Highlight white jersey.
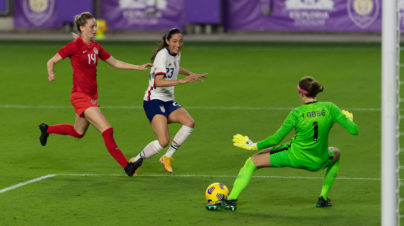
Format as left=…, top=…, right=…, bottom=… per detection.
left=144, top=48, right=181, bottom=101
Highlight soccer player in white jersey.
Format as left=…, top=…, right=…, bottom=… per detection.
left=129, top=28, right=207, bottom=174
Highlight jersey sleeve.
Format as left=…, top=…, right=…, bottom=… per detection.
left=153, top=51, right=167, bottom=77
left=57, top=41, right=78, bottom=59
left=330, top=103, right=359, bottom=135
left=97, top=44, right=111, bottom=61
left=257, top=110, right=298, bottom=150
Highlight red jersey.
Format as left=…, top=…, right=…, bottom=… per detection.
left=58, top=37, right=111, bottom=98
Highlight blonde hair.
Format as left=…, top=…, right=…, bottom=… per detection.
left=72, top=12, right=94, bottom=39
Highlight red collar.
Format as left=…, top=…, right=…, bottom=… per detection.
left=77, top=36, right=94, bottom=48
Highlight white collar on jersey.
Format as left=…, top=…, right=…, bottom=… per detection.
left=165, top=47, right=178, bottom=57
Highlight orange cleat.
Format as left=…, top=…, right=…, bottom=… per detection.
left=159, top=156, right=174, bottom=173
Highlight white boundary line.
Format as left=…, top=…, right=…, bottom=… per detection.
left=0, top=104, right=382, bottom=111
left=0, top=173, right=381, bottom=195
left=0, top=174, right=56, bottom=194
left=58, top=173, right=381, bottom=181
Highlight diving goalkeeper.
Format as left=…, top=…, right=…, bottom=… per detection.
left=207, top=76, right=359, bottom=211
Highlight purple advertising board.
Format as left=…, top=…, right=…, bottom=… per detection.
left=57, top=0, right=93, bottom=24
left=14, top=0, right=59, bottom=28
left=400, top=1, right=404, bottom=31
left=101, top=0, right=185, bottom=30
left=223, top=0, right=382, bottom=32
left=11, top=0, right=404, bottom=32
left=0, top=0, right=7, bottom=14
left=184, top=0, right=221, bottom=24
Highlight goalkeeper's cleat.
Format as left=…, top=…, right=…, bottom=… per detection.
left=206, top=200, right=238, bottom=212
left=205, top=202, right=222, bottom=211
left=316, top=196, right=332, bottom=208
left=221, top=199, right=238, bottom=211
left=159, top=156, right=174, bottom=173
left=39, top=123, right=49, bottom=146
left=125, top=157, right=143, bottom=177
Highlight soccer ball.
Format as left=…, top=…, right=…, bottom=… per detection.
left=205, top=182, right=229, bottom=204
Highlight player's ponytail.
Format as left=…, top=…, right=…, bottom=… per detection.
left=298, top=76, right=324, bottom=98
left=151, top=28, right=183, bottom=62
left=72, top=12, right=94, bottom=39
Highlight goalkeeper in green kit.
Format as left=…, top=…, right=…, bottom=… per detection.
left=207, top=76, right=358, bottom=211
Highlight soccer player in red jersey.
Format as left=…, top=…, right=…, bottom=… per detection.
left=39, top=12, right=152, bottom=176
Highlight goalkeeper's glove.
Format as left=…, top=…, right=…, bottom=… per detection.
left=342, top=110, right=354, bottom=121
left=232, top=134, right=258, bottom=151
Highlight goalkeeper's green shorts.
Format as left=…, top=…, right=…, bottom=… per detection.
left=269, top=144, right=334, bottom=171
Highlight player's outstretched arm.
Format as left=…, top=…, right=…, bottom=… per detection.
left=105, top=56, right=152, bottom=70
left=153, top=73, right=204, bottom=87
left=179, top=67, right=207, bottom=82
left=46, top=53, right=63, bottom=82
left=232, top=134, right=258, bottom=151
left=338, top=109, right=358, bottom=135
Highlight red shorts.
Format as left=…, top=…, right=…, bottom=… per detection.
left=70, top=92, right=99, bottom=118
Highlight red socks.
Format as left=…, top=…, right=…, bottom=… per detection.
left=102, top=128, right=128, bottom=168
left=47, top=124, right=83, bottom=138
left=47, top=124, right=128, bottom=168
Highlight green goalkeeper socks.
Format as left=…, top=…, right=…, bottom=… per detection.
left=320, top=158, right=340, bottom=200
left=228, top=157, right=258, bottom=200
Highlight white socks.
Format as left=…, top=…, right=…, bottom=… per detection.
left=134, top=125, right=193, bottom=161
left=134, top=140, right=163, bottom=161
left=164, top=125, right=193, bottom=157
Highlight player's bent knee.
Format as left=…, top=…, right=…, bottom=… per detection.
left=158, top=138, right=170, bottom=148
left=72, top=128, right=85, bottom=138
left=334, top=150, right=340, bottom=161
left=74, top=125, right=88, bottom=138
left=329, top=146, right=340, bottom=153
left=251, top=152, right=270, bottom=168
left=329, top=146, right=341, bottom=161
left=183, top=119, right=195, bottom=128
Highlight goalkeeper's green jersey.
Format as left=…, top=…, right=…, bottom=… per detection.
left=257, top=101, right=358, bottom=166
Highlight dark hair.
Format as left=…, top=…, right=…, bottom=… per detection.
left=298, top=76, right=324, bottom=98
left=151, top=28, right=183, bottom=62
left=74, top=12, right=94, bottom=34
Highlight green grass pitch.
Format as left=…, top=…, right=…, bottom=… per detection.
left=0, top=40, right=381, bottom=225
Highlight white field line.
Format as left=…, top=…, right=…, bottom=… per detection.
left=185, top=46, right=380, bottom=52
left=0, top=173, right=381, bottom=195
left=59, top=173, right=381, bottom=181
left=0, top=174, right=56, bottom=194
left=0, top=104, right=382, bottom=112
